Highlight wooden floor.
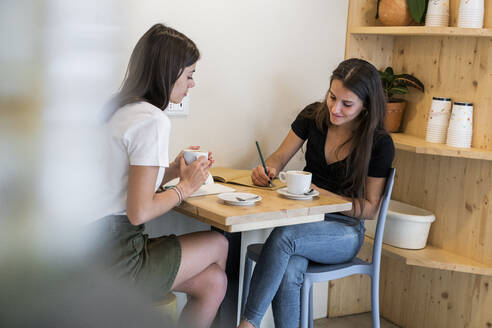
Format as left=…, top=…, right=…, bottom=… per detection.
left=314, top=312, right=399, bottom=328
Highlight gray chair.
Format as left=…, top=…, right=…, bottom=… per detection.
left=241, top=168, right=395, bottom=328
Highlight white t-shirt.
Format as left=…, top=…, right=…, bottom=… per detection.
left=101, top=101, right=171, bottom=217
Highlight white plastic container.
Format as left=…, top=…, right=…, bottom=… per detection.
left=365, top=200, right=436, bottom=249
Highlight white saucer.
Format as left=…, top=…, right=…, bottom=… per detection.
left=277, top=187, right=319, bottom=200
left=218, top=192, right=262, bottom=206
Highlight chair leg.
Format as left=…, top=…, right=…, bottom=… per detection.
left=371, top=275, right=380, bottom=328
left=241, top=256, right=253, bottom=316
left=300, top=278, right=312, bottom=328
left=308, top=285, right=313, bottom=328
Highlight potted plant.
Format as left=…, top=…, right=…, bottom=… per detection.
left=376, top=0, right=429, bottom=26
left=379, top=66, right=425, bottom=132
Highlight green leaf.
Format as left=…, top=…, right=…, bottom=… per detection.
left=390, top=86, right=408, bottom=95
left=380, top=67, right=395, bottom=88
left=379, top=65, right=425, bottom=100
left=407, top=0, right=427, bottom=23
left=384, top=66, right=394, bottom=75
left=394, top=74, right=425, bottom=92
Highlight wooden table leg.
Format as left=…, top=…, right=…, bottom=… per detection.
left=211, top=228, right=241, bottom=328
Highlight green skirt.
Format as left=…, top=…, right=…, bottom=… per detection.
left=89, top=215, right=181, bottom=302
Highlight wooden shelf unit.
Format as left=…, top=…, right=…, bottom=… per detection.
left=365, top=237, right=492, bottom=277
left=349, top=26, right=492, bottom=37
left=391, top=133, right=492, bottom=161
left=329, top=1, right=492, bottom=326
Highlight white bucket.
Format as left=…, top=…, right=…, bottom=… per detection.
left=365, top=200, right=436, bottom=249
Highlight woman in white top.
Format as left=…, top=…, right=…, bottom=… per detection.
left=97, top=23, right=228, bottom=328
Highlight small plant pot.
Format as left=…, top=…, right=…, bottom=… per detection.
left=385, top=100, right=406, bottom=132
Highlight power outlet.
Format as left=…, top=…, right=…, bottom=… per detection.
left=166, top=95, right=190, bottom=116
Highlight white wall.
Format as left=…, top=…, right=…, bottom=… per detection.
left=116, top=0, right=348, bottom=168
left=113, top=1, right=349, bottom=326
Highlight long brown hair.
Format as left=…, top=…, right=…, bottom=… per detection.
left=104, top=23, right=200, bottom=121
left=303, top=58, right=387, bottom=213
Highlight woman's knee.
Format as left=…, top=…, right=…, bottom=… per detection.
left=210, top=231, right=229, bottom=258
left=205, top=264, right=227, bottom=302
left=281, top=255, right=308, bottom=288
left=190, top=263, right=227, bottom=301
left=268, top=226, right=298, bottom=250
left=213, top=264, right=228, bottom=296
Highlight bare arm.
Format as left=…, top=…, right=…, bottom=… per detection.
left=127, top=157, right=210, bottom=225
left=312, top=176, right=387, bottom=220
left=251, top=130, right=305, bottom=186
left=161, top=160, right=180, bottom=186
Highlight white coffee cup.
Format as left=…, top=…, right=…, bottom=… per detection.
left=448, top=102, right=473, bottom=130
left=427, top=0, right=449, bottom=14
left=425, top=0, right=449, bottom=26
left=458, top=0, right=484, bottom=28
left=183, top=149, right=208, bottom=165
left=278, top=170, right=312, bottom=194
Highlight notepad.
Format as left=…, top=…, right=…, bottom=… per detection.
left=189, top=183, right=235, bottom=197
left=209, top=167, right=284, bottom=191
left=163, top=173, right=236, bottom=197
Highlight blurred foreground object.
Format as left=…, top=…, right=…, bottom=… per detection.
left=0, top=258, right=171, bottom=327
left=0, top=0, right=172, bottom=326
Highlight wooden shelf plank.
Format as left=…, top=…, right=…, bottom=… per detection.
left=365, top=236, right=492, bottom=276
left=391, top=133, right=492, bottom=161
left=349, top=26, right=492, bottom=37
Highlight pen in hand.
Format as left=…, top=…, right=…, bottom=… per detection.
left=255, top=141, right=272, bottom=187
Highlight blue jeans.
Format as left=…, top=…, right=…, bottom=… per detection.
left=242, top=213, right=365, bottom=328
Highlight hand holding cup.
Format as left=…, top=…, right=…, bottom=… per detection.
left=183, top=148, right=208, bottom=165
left=178, top=156, right=209, bottom=197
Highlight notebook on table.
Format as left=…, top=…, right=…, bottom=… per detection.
left=209, top=167, right=284, bottom=191
left=162, top=173, right=235, bottom=197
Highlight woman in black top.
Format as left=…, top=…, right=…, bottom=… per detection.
left=239, top=58, right=395, bottom=328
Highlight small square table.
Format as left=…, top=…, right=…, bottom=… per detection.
left=175, top=183, right=352, bottom=327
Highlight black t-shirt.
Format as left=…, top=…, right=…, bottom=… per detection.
left=291, top=102, right=395, bottom=197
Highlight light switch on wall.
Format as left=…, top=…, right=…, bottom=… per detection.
left=165, top=95, right=190, bottom=116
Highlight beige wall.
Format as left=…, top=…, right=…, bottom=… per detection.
left=116, top=0, right=348, bottom=170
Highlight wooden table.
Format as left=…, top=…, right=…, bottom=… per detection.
left=174, top=184, right=352, bottom=327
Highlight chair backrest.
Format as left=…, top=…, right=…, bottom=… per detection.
left=370, top=168, right=395, bottom=269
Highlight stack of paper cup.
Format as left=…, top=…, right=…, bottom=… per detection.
left=446, top=102, right=473, bottom=148
left=425, top=0, right=449, bottom=27
left=457, top=0, right=484, bottom=28
left=426, top=97, right=452, bottom=143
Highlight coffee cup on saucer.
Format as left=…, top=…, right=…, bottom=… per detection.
left=278, top=170, right=312, bottom=194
